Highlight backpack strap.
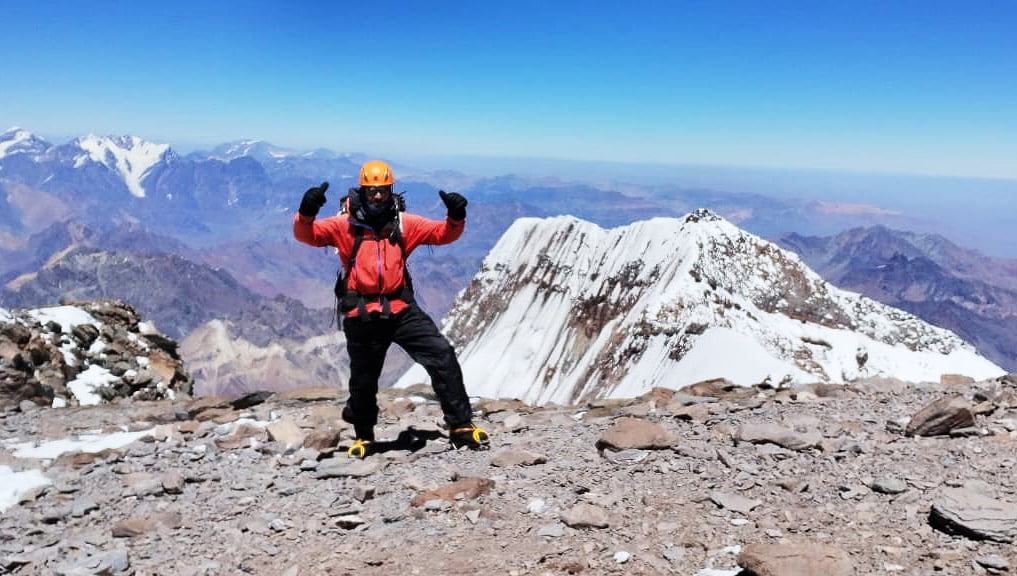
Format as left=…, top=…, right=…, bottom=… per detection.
left=393, top=215, right=415, bottom=297
left=333, top=224, right=366, bottom=321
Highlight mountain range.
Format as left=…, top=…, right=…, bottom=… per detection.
left=397, top=211, right=1003, bottom=404
left=778, top=226, right=1017, bottom=371
left=2, top=127, right=1015, bottom=397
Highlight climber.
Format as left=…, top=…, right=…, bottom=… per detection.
left=292, top=160, right=489, bottom=458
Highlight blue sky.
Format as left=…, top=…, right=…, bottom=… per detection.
left=3, top=0, right=1016, bottom=180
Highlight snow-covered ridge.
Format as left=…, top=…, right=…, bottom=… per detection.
left=397, top=210, right=1005, bottom=404
left=72, top=134, right=171, bottom=198
left=209, top=139, right=295, bottom=161
left=0, top=127, right=50, bottom=159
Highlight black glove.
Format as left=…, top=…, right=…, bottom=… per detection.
left=439, top=190, right=467, bottom=220
left=299, top=181, right=329, bottom=218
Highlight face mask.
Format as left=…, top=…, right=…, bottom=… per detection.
left=358, top=189, right=392, bottom=220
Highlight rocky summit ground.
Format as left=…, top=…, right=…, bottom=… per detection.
left=3, top=374, right=1017, bottom=576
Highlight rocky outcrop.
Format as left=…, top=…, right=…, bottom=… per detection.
left=0, top=300, right=191, bottom=410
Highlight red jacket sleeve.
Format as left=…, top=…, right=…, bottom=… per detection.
left=400, top=213, right=464, bottom=254
left=293, top=213, right=353, bottom=258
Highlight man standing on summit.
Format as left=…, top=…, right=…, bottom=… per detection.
left=293, top=160, right=489, bottom=458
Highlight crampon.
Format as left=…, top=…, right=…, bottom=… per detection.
left=449, top=425, right=491, bottom=451
left=347, top=439, right=373, bottom=459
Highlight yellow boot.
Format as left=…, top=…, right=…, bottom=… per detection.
left=450, top=424, right=490, bottom=450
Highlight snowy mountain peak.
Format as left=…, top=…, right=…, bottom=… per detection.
left=397, top=212, right=1004, bottom=405
left=1, top=126, right=28, bottom=141
left=209, top=139, right=294, bottom=162
left=72, top=134, right=172, bottom=198
left=0, top=127, right=50, bottom=159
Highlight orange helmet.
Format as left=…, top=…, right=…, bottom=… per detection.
left=359, top=161, right=394, bottom=187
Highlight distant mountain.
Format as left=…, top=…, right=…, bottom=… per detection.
left=0, top=221, right=193, bottom=288
left=5, top=127, right=1015, bottom=398
left=2, top=245, right=260, bottom=339
left=0, top=221, right=92, bottom=282
left=0, top=127, right=50, bottom=158
left=777, top=226, right=1017, bottom=371
left=0, top=129, right=364, bottom=247
left=1, top=127, right=941, bottom=251
left=207, top=139, right=297, bottom=162
left=397, top=211, right=1003, bottom=404
left=71, top=134, right=175, bottom=198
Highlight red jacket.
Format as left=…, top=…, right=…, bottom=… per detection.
left=293, top=211, right=464, bottom=317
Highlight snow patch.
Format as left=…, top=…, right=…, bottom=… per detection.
left=0, top=466, right=51, bottom=513
left=27, top=306, right=100, bottom=331
left=5, top=428, right=155, bottom=460
left=67, top=365, right=119, bottom=406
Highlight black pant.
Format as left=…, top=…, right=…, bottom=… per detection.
left=341, top=303, right=473, bottom=431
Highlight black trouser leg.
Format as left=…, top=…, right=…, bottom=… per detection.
left=392, top=304, right=473, bottom=428
left=341, top=316, right=393, bottom=435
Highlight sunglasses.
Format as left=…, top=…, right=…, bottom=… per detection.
left=362, top=186, right=392, bottom=197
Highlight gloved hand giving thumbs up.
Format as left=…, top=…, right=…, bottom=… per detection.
left=299, top=181, right=329, bottom=218
left=439, top=190, right=468, bottom=221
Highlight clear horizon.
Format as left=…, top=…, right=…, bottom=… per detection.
left=3, top=1, right=1017, bottom=181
